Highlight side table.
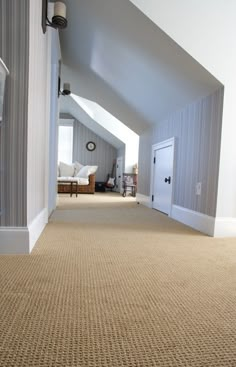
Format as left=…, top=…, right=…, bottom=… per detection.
left=57, top=180, right=78, bottom=197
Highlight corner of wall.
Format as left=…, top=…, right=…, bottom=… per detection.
left=213, top=217, right=236, bottom=237
left=136, top=193, right=152, bottom=208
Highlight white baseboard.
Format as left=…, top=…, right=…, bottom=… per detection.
left=0, top=228, right=29, bottom=254
left=136, top=193, right=152, bottom=208
left=171, top=205, right=215, bottom=236
left=213, top=217, right=236, bottom=237
left=28, top=208, right=48, bottom=252
left=0, top=208, right=48, bottom=254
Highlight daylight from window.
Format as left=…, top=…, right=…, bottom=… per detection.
left=58, top=125, right=73, bottom=164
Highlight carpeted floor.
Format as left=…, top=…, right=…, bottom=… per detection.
left=1, top=193, right=236, bottom=366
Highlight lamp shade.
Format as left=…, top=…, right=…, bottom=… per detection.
left=52, top=1, right=67, bottom=29
left=54, top=2, right=66, bottom=18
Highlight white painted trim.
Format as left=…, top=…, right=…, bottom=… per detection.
left=0, top=208, right=47, bottom=254
left=150, top=137, right=176, bottom=216
left=214, top=217, right=236, bottom=237
left=0, top=228, right=29, bottom=254
left=28, top=208, right=48, bottom=252
left=171, top=206, right=236, bottom=237
left=152, top=137, right=175, bottom=151
left=136, top=193, right=152, bottom=208
left=171, top=205, right=215, bottom=236
left=116, top=156, right=124, bottom=193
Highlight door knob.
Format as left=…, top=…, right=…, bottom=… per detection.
left=164, top=176, right=171, bottom=184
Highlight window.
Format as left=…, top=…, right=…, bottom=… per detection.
left=58, top=125, right=73, bottom=164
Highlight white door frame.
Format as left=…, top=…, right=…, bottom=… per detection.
left=150, top=137, right=176, bottom=216
left=116, top=156, right=123, bottom=193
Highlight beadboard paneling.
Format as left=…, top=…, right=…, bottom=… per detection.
left=27, top=0, right=51, bottom=224
left=0, top=0, right=29, bottom=226
left=138, top=88, right=224, bottom=217
left=73, top=119, right=117, bottom=181
left=137, top=130, right=152, bottom=196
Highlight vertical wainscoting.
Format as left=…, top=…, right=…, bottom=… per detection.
left=0, top=0, right=29, bottom=226
left=137, top=130, right=152, bottom=196
left=48, top=63, right=60, bottom=216
left=139, top=88, right=224, bottom=217
left=27, top=0, right=51, bottom=231
left=73, top=119, right=117, bottom=182
left=0, top=0, right=51, bottom=253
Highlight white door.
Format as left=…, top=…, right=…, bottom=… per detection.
left=116, top=157, right=123, bottom=193
left=152, top=143, right=174, bottom=215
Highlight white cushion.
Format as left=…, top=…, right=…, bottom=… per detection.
left=57, top=176, right=89, bottom=185
left=76, top=165, right=98, bottom=178
left=59, top=162, right=75, bottom=177
left=74, top=161, right=84, bottom=176
left=58, top=176, right=77, bottom=182
left=76, top=177, right=89, bottom=185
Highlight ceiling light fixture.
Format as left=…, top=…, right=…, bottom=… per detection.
left=42, top=0, right=68, bottom=34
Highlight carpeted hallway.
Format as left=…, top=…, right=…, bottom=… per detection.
left=1, top=193, right=236, bottom=366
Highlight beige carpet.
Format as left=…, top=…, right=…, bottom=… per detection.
left=1, top=193, right=236, bottom=366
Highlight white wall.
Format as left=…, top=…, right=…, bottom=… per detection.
left=124, top=136, right=139, bottom=173
left=27, top=0, right=51, bottom=238
left=130, top=0, right=236, bottom=219
left=48, top=30, right=61, bottom=216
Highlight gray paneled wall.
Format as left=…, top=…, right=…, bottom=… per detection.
left=137, top=130, right=152, bottom=195
left=0, top=0, right=29, bottom=226
left=138, top=88, right=224, bottom=217
left=48, top=62, right=59, bottom=217
left=72, top=119, right=117, bottom=182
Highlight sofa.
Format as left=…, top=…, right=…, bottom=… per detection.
left=57, top=174, right=95, bottom=194
left=57, top=161, right=97, bottom=195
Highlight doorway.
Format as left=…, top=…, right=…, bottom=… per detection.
left=116, top=156, right=123, bottom=193
left=151, top=138, right=175, bottom=215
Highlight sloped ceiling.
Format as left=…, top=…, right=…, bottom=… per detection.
left=59, top=95, right=124, bottom=149
left=59, top=0, right=222, bottom=136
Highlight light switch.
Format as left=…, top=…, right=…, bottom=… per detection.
left=196, top=182, right=202, bottom=196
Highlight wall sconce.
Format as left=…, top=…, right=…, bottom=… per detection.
left=61, top=83, right=71, bottom=96
left=42, top=0, right=68, bottom=34
left=58, top=77, right=71, bottom=97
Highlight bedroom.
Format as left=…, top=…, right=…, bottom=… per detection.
left=56, top=114, right=139, bottom=198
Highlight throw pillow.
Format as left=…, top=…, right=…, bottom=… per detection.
left=74, top=161, right=84, bottom=176
left=77, top=165, right=98, bottom=178
left=59, top=161, right=75, bottom=177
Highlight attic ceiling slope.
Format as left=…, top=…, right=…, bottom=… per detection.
left=59, top=95, right=124, bottom=149
left=60, top=0, right=222, bottom=130
left=61, top=64, right=148, bottom=135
